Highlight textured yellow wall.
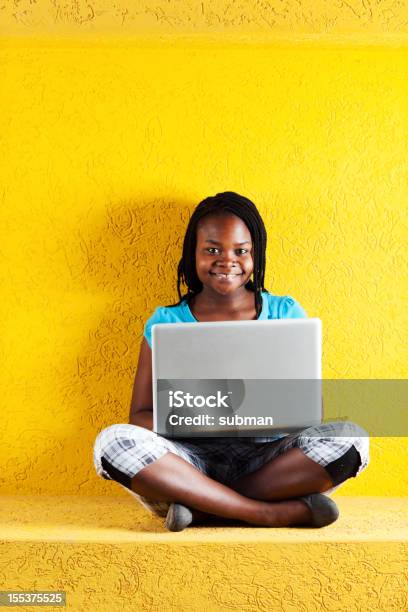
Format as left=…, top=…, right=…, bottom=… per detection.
left=2, top=0, right=408, bottom=39
left=1, top=3, right=407, bottom=496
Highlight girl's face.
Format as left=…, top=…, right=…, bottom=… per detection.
left=195, top=213, right=254, bottom=295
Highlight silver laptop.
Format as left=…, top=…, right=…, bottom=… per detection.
left=152, top=318, right=322, bottom=438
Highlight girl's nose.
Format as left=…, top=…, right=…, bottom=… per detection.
left=217, top=251, right=238, bottom=265
left=220, top=251, right=237, bottom=263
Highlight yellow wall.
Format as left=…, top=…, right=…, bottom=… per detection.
left=2, top=0, right=408, bottom=40
left=1, top=3, right=407, bottom=496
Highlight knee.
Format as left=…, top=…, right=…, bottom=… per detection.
left=311, top=420, right=369, bottom=446
left=93, top=424, right=120, bottom=479
left=93, top=423, right=122, bottom=462
left=330, top=421, right=370, bottom=464
left=94, top=423, right=151, bottom=451
left=328, top=421, right=371, bottom=484
left=334, top=420, right=369, bottom=440
left=301, top=420, right=369, bottom=445
left=93, top=423, right=153, bottom=479
left=347, top=421, right=370, bottom=476
left=299, top=420, right=370, bottom=482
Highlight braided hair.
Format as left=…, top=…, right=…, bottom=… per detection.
left=166, top=191, right=268, bottom=318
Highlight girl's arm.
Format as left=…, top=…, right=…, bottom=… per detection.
left=129, top=337, right=154, bottom=431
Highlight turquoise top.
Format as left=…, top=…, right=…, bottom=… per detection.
left=143, top=291, right=307, bottom=443
left=144, top=291, right=307, bottom=349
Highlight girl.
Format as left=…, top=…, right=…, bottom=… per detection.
left=93, top=192, right=369, bottom=531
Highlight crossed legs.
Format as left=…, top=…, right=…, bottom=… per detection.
left=96, top=422, right=367, bottom=527
left=130, top=447, right=334, bottom=527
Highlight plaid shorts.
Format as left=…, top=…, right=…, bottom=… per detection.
left=93, top=421, right=370, bottom=518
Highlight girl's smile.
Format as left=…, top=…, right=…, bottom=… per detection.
left=209, top=271, right=243, bottom=281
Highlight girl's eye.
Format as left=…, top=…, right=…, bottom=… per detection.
left=206, top=248, right=248, bottom=255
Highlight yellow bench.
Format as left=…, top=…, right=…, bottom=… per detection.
left=1, top=494, right=407, bottom=611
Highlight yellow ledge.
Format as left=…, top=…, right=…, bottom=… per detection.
left=0, top=494, right=407, bottom=543
left=1, top=495, right=408, bottom=610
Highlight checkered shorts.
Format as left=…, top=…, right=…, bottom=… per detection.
left=93, top=421, right=370, bottom=518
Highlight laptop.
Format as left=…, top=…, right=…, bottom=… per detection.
left=152, top=318, right=322, bottom=438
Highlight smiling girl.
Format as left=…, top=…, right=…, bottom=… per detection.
left=93, top=192, right=369, bottom=531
